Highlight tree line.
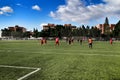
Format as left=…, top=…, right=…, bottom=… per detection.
left=39, top=25, right=101, bottom=38
left=1, top=20, right=120, bottom=40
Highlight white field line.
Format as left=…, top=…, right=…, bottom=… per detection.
left=0, top=65, right=41, bottom=80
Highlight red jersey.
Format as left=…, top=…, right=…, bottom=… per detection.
left=110, top=38, right=113, bottom=44
left=56, top=38, right=59, bottom=42
left=88, top=39, right=92, bottom=43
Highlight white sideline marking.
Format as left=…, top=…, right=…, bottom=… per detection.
left=0, top=65, right=41, bottom=80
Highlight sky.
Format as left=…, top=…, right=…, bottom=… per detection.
left=0, top=0, right=120, bottom=31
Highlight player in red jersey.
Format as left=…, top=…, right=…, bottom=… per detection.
left=44, top=38, right=47, bottom=44
left=88, top=37, right=93, bottom=48
left=41, top=38, right=44, bottom=45
left=110, top=38, right=113, bottom=45
left=55, top=37, right=59, bottom=46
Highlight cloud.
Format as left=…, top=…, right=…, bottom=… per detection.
left=16, top=3, right=22, bottom=6
left=0, top=6, right=13, bottom=12
left=0, top=11, right=4, bottom=15
left=39, top=23, right=48, bottom=31
left=0, top=6, right=13, bottom=15
left=32, top=5, right=41, bottom=11
left=50, top=0, right=120, bottom=24
left=103, top=0, right=120, bottom=5
left=40, top=23, right=48, bottom=27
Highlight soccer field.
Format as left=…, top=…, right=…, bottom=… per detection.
left=0, top=40, right=120, bottom=80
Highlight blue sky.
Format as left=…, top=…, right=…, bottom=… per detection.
left=0, top=0, right=120, bottom=31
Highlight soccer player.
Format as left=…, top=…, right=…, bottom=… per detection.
left=44, top=38, right=47, bottom=44
left=41, top=38, right=44, bottom=45
left=80, top=39, right=82, bottom=45
left=77, top=39, right=80, bottom=43
left=88, top=37, right=93, bottom=48
left=71, top=37, right=74, bottom=43
left=55, top=37, right=59, bottom=46
left=69, top=38, right=72, bottom=45
left=110, top=38, right=113, bottom=45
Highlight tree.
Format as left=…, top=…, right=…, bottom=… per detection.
left=82, top=25, right=87, bottom=37
left=78, top=27, right=83, bottom=36
left=90, top=26, right=101, bottom=37
left=86, top=26, right=90, bottom=37
left=113, top=20, right=120, bottom=37
left=104, top=17, right=111, bottom=36
left=40, top=30, right=49, bottom=37
left=72, top=29, right=78, bottom=36
left=33, top=28, right=39, bottom=38
left=63, top=26, right=72, bottom=37
left=104, top=17, right=109, bottom=25
left=55, top=25, right=64, bottom=38
left=11, top=31, right=23, bottom=38
left=23, top=31, right=32, bottom=38
left=1, top=28, right=11, bottom=37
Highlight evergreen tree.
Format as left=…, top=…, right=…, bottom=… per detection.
left=1, top=28, right=11, bottom=37
left=82, top=25, right=87, bottom=37
left=78, top=27, right=83, bottom=36
left=104, top=17, right=109, bottom=25
left=55, top=25, right=64, bottom=38
left=33, top=28, right=39, bottom=38
left=113, top=20, right=120, bottom=37
left=104, top=17, right=110, bottom=35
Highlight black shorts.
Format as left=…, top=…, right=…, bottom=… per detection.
left=89, top=43, right=92, bottom=45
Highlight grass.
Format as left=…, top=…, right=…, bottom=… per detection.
left=0, top=40, right=120, bottom=80
left=0, top=67, right=33, bottom=80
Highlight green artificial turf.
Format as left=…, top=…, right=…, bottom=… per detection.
left=0, top=40, right=120, bottom=80
left=0, top=67, right=33, bottom=80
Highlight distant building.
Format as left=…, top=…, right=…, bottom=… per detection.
left=96, top=24, right=115, bottom=34
left=64, top=24, right=77, bottom=30
left=109, top=24, right=116, bottom=32
left=43, top=23, right=55, bottom=30
left=96, top=17, right=116, bottom=34
left=64, top=24, right=72, bottom=27
left=8, top=25, right=26, bottom=32
left=71, top=26, right=77, bottom=30
left=43, top=23, right=76, bottom=31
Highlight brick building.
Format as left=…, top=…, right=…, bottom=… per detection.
left=43, top=23, right=76, bottom=30
left=96, top=24, right=115, bottom=34
left=8, top=25, right=26, bottom=32
left=43, top=23, right=55, bottom=30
